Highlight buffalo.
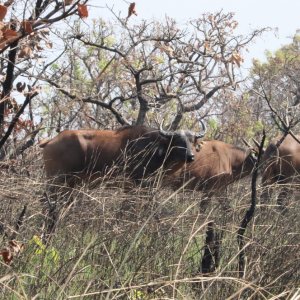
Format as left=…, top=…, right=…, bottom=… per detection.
left=261, top=133, right=300, bottom=207
left=166, top=140, right=257, bottom=195
left=39, top=122, right=206, bottom=185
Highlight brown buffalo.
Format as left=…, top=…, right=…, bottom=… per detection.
left=261, top=133, right=300, bottom=207
left=39, top=123, right=206, bottom=185
left=167, top=140, right=257, bottom=194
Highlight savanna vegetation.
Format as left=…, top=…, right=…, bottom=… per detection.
left=0, top=1, right=299, bottom=299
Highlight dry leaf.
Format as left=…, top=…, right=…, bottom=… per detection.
left=16, top=82, right=26, bottom=93
left=0, top=249, right=13, bottom=264
left=35, top=44, right=43, bottom=51
left=18, top=45, right=32, bottom=58
left=21, top=20, right=33, bottom=34
left=231, top=51, right=244, bottom=67
left=157, top=42, right=174, bottom=56
left=0, top=28, right=19, bottom=51
left=203, top=40, right=211, bottom=52
left=9, top=240, right=24, bottom=253
left=45, top=41, right=52, bottom=49
left=3, top=28, right=18, bottom=39
left=64, top=0, right=73, bottom=5
left=127, top=2, right=137, bottom=19
left=0, top=240, right=24, bottom=265
left=208, top=15, right=215, bottom=23
left=0, top=5, right=7, bottom=22
left=40, top=28, right=50, bottom=35
left=77, top=4, right=88, bottom=18
left=3, top=0, right=14, bottom=7
left=0, top=21, right=5, bottom=30
left=16, top=118, right=33, bottom=131
left=213, top=54, right=221, bottom=62
left=7, top=97, right=18, bottom=111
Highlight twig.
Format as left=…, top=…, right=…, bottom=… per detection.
left=10, top=205, right=27, bottom=240
left=237, top=130, right=266, bottom=277
left=200, top=221, right=220, bottom=274
left=0, top=91, right=39, bottom=152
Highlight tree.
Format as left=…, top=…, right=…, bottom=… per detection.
left=248, top=31, right=300, bottom=137
left=0, top=0, right=89, bottom=158
left=38, top=11, right=266, bottom=137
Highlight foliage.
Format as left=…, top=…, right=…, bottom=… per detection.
left=29, top=235, right=59, bottom=264
left=36, top=11, right=266, bottom=136
left=248, top=31, right=300, bottom=136
left=0, top=0, right=89, bottom=158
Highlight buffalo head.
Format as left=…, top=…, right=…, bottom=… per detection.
left=158, top=118, right=207, bottom=162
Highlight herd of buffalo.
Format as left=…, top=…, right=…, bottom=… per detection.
left=39, top=121, right=300, bottom=205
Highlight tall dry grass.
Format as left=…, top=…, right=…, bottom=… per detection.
left=0, top=146, right=299, bottom=299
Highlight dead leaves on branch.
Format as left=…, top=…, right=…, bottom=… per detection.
left=230, top=51, right=244, bottom=67
left=21, top=20, right=33, bottom=34
left=0, top=5, right=7, bottom=21
left=18, top=45, right=33, bottom=59
left=18, top=28, right=51, bottom=60
left=203, top=40, right=212, bottom=54
left=67, top=1, right=89, bottom=18
left=128, top=2, right=137, bottom=18
left=2, top=27, right=17, bottom=39
left=156, top=42, right=174, bottom=57
left=0, top=2, right=21, bottom=50
left=3, top=0, right=14, bottom=7
left=78, top=4, right=88, bottom=18
left=0, top=19, right=33, bottom=52
left=0, top=22, right=20, bottom=50
left=126, top=2, right=137, bottom=23
left=0, top=2, right=89, bottom=52
left=2, top=84, right=40, bottom=134
left=3, top=107, right=34, bottom=134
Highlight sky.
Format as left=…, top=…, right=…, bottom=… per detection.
left=89, top=0, right=300, bottom=74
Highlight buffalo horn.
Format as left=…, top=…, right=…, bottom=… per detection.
left=242, top=138, right=259, bottom=155
left=242, top=138, right=252, bottom=148
left=159, top=120, right=174, bottom=137
left=252, top=138, right=260, bottom=149
left=194, top=118, right=207, bottom=139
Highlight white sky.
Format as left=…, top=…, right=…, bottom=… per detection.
left=89, top=0, right=300, bottom=74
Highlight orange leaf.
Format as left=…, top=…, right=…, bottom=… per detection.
left=77, top=4, right=88, bottom=18
left=0, top=240, right=24, bottom=265
left=22, top=20, right=33, bottom=34
left=0, top=5, right=7, bottom=21
left=127, top=2, right=137, bottom=19
left=0, top=248, right=13, bottom=264
left=3, top=28, right=18, bottom=39
left=0, top=27, right=19, bottom=50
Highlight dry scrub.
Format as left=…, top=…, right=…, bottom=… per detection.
left=0, top=148, right=299, bottom=299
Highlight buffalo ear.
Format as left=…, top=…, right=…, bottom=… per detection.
left=195, top=140, right=205, bottom=152
left=195, top=143, right=201, bottom=152
left=249, top=147, right=261, bottom=158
